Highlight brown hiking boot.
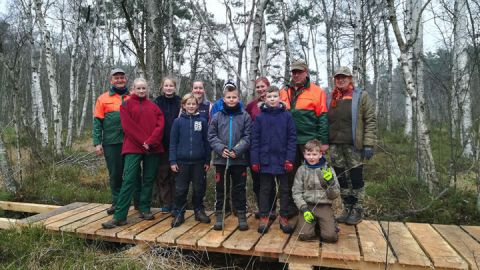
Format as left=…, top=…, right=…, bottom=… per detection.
left=336, top=205, right=351, bottom=224
left=345, top=208, right=363, bottom=225
left=257, top=216, right=269, bottom=233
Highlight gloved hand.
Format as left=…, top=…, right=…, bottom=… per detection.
left=300, top=205, right=315, bottom=224
left=362, top=146, right=374, bottom=160
left=321, top=167, right=334, bottom=186
left=284, top=161, right=294, bottom=173
left=251, top=164, right=260, bottom=173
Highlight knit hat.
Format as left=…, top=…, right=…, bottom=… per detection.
left=290, top=59, right=308, bottom=71
left=334, top=66, right=352, bottom=77
left=223, top=79, right=237, bottom=91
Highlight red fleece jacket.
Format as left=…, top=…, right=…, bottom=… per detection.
left=120, top=94, right=165, bottom=154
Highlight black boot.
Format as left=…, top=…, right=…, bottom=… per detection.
left=171, top=213, right=185, bottom=227
left=336, top=204, right=352, bottom=223
left=237, top=210, right=248, bottom=231
left=213, top=211, right=224, bottom=231
left=195, top=209, right=211, bottom=223
left=106, top=204, right=116, bottom=215
left=345, top=208, right=363, bottom=225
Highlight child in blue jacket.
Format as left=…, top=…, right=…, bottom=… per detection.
left=170, top=93, right=211, bottom=227
left=251, top=86, right=297, bottom=234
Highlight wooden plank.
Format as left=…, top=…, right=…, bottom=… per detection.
left=118, top=212, right=178, bottom=241
left=222, top=214, right=262, bottom=251
left=255, top=217, right=291, bottom=254
left=407, top=222, right=468, bottom=269
left=197, top=214, right=248, bottom=248
left=288, top=263, right=314, bottom=270
left=0, top=201, right=60, bottom=213
left=95, top=210, right=156, bottom=239
left=434, top=224, right=480, bottom=270
left=19, top=202, right=88, bottom=224
left=42, top=203, right=101, bottom=226
left=75, top=207, right=136, bottom=236
left=357, top=220, right=396, bottom=264
left=176, top=215, right=216, bottom=247
left=157, top=211, right=203, bottom=244
left=462, top=226, right=480, bottom=242
left=283, top=221, right=320, bottom=257
left=321, top=223, right=361, bottom=262
left=0, top=218, right=17, bottom=229
left=46, top=204, right=109, bottom=231
left=380, top=221, right=432, bottom=268
left=61, top=209, right=110, bottom=233
left=135, top=214, right=178, bottom=243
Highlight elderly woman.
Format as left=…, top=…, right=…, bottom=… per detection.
left=327, top=66, right=377, bottom=225
left=102, top=78, right=165, bottom=228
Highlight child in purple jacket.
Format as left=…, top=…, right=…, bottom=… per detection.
left=250, top=86, right=297, bottom=234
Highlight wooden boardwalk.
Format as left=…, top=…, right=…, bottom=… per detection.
left=4, top=202, right=480, bottom=269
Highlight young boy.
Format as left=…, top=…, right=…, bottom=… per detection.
left=208, top=80, right=252, bottom=231
left=250, top=86, right=296, bottom=234
left=292, top=139, right=340, bottom=242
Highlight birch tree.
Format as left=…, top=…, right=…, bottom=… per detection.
left=387, top=0, right=439, bottom=192
left=0, top=133, right=17, bottom=195
left=247, top=0, right=269, bottom=99
left=34, top=0, right=63, bottom=154
left=352, top=0, right=365, bottom=88
left=383, top=2, right=393, bottom=131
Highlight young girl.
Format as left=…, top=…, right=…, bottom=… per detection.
left=153, top=77, right=181, bottom=213
left=102, top=78, right=164, bottom=228
left=191, top=80, right=212, bottom=121
left=170, top=94, right=211, bottom=227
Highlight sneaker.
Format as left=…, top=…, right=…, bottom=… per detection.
left=237, top=210, right=248, bottom=231
left=279, top=216, right=293, bottom=234
left=194, top=209, right=211, bottom=223
left=345, top=208, right=363, bottom=225
left=101, top=219, right=127, bottom=229
left=213, top=211, right=223, bottom=231
left=106, top=205, right=116, bottom=215
left=257, top=216, right=269, bottom=234
left=139, top=212, right=155, bottom=220
left=171, top=214, right=185, bottom=227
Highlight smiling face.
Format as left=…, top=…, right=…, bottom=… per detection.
left=223, top=90, right=239, bottom=107
left=334, top=75, right=353, bottom=91
left=255, top=81, right=268, bottom=100
left=265, top=91, right=280, bottom=107
left=303, top=148, right=322, bottom=165
left=162, top=79, right=176, bottom=97
left=291, top=69, right=308, bottom=86
left=110, top=73, right=127, bottom=89
left=192, top=81, right=205, bottom=100
left=133, top=80, right=148, bottom=98
left=183, top=97, right=198, bottom=114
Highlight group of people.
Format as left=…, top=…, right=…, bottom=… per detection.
left=93, top=59, right=377, bottom=243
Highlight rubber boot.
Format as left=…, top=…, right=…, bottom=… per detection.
left=213, top=211, right=224, bottom=231
left=336, top=204, right=352, bottom=223
left=345, top=207, right=363, bottom=225
left=237, top=210, right=248, bottom=231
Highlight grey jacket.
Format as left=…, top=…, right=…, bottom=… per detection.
left=208, top=107, right=252, bottom=166
left=292, top=160, right=340, bottom=208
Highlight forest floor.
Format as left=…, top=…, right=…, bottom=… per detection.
left=0, top=126, right=478, bottom=269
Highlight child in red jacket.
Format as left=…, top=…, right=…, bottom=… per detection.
left=102, top=78, right=165, bottom=228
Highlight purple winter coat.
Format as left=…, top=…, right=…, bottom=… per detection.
left=250, top=103, right=297, bottom=174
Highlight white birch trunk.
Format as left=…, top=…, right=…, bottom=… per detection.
left=383, top=3, right=393, bottom=131
left=28, top=0, right=49, bottom=147
left=99, top=0, right=114, bottom=68
left=452, top=0, right=473, bottom=157
left=66, top=8, right=81, bottom=148
left=352, top=0, right=364, bottom=87
left=258, top=18, right=267, bottom=76
left=34, top=0, right=63, bottom=155
left=280, top=1, right=291, bottom=82
left=248, top=0, right=269, bottom=100
left=168, top=0, right=174, bottom=73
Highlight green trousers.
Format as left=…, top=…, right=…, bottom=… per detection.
left=103, top=144, right=140, bottom=206
left=114, top=153, right=160, bottom=221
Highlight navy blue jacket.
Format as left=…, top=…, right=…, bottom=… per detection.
left=169, top=112, right=211, bottom=165
left=250, top=103, right=297, bottom=174
left=154, top=94, right=181, bottom=150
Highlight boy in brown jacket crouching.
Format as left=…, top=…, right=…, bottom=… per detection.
left=292, top=139, right=340, bottom=242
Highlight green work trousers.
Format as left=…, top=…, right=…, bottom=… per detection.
left=103, top=144, right=140, bottom=206
left=114, top=153, right=160, bottom=221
